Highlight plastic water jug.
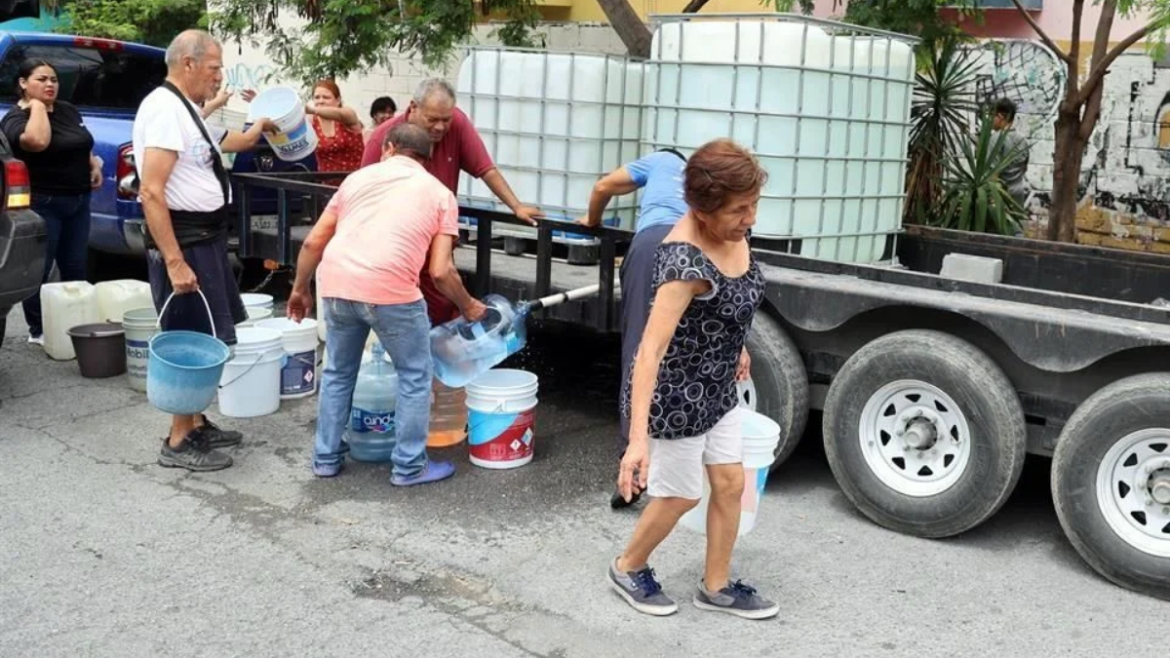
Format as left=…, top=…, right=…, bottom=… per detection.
left=430, top=294, right=528, bottom=388
left=428, top=379, right=468, bottom=448
left=347, top=341, right=399, bottom=462
left=95, top=280, right=153, bottom=324
left=41, top=281, right=100, bottom=360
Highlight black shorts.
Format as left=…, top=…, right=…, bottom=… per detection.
left=147, top=234, right=247, bottom=346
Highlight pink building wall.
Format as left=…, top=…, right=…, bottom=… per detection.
left=800, top=0, right=1154, bottom=43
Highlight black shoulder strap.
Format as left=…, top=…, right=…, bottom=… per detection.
left=160, top=81, right=230, bottom=207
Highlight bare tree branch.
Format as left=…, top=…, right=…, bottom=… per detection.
left=1069, top=0, right=1083, bottom=91
left=681, top=0, right=711, bottom=12
left=1009, top=0, right=1070, bottom=62
left=1079, top=73, right=1106, bottom=141
left=1077, top=23, right=1152, bottom=105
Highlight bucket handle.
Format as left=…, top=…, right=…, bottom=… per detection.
left=218, top=352, right=266, bottom=390
left=156, top=290, right=217, bottom=339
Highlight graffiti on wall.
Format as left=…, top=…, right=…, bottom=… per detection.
left=970, top=39, right=1170, bottom=224
left=225, top=62, right=276, bottom=92
left=973, top=39, right=1065, bottom=133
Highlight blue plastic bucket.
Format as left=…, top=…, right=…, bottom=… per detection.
left=146, top=292, right=231, bottom=415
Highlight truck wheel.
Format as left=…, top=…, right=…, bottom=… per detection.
left=1052, top=374, right=1170, bottom=600
left=0, top=314, right=6, bottom=344
left=745, top=311, right=809, bottom=468
left=823, top=330, right=1026, bottom=538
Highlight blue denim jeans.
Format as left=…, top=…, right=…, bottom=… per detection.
left=23, top=192, right=91, bottom=336
left=314, top=298, right=434, bottom=477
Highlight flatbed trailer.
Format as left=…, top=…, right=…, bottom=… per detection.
left=232, top=170, right=1170, bottom=602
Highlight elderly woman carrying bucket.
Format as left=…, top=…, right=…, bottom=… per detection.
left=608, top=139, right=779, bottom=620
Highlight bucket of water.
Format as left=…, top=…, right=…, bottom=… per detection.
left=240, top=293, right=274, bottom=311
left=217, top=327, right=285, bottom=418
left=256, top=317, right=320, bottom=399
left=147, top=292, right=231, bottom=415
left=465, top=369, right=538, bottom=469
left=678, top=409, right=781, bottom=538
left=122, top=306, right=158, bottom=392
left=68, top=322, right=126, bottom=379
left=246, top=87, right=318, bottom=162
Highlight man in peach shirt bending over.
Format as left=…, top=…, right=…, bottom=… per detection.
left=287, top=123, right=487, bottom=485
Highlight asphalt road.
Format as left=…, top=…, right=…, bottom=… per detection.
left=2, top=306, right=1165, bottom=658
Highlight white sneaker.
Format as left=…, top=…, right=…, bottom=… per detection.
left=28, top=334, right=44, bottom=346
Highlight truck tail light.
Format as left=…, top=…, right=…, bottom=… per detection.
left=116, top=144, right=137, bottom=199
left=4, top=159, right=30, bottom=210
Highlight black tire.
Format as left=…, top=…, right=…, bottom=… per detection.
left=0, top=312, right=7, bottom=344
left=504, top=237, right=527, bottom=257
left=744, top=311, right=809, bottom=468
left=1052, top=374, right=1170, bottom=600
left=823, top=330, right=1026, bottom=538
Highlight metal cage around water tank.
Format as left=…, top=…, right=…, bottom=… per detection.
left=456, top=47, right=647, bottom=243
left=643, top=13, right=919, bottom=264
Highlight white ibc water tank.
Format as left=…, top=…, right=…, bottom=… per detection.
left=643, top=16, right=916, bottom=264
left=456, top=48, right=646, bottom=235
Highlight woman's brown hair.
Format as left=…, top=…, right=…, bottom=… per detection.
left=683, top=139, right=768, bottom=214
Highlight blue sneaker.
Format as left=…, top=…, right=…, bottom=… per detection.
left=608, top=558, right=678, bottom=616
left=312, top=461, right=342, bottom=478
left=390, top=461, right=455, bottom=487
left=693, top=579, right=779, bottom=620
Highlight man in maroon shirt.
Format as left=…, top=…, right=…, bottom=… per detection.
left=362, top=78, right=542, bottom=325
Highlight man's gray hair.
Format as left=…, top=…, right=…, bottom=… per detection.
left=384, top=123, right=433, bottom=160
left=413, top=78, right=456, bottom=106
left=165, top=29, right=220, bottom=69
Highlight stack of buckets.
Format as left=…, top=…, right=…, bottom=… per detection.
left=123, top=293, right=321, bottom=419
left=678, top=409, right=782, bottom=538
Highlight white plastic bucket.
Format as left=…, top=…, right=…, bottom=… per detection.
left=236, top=306, right=274, bottom=328
left=217, top=327, right=284, bottom=418
left=465, top=369, right=539, bottom=469
left=121, top=306, right=158, bottom=392
left=246, top=87, right=318, bottom=162
left=678, top=409, right=781, bottom=538
left=256, top=317, right=320, bottom=399
left=239, top=293, right=274, bottom=310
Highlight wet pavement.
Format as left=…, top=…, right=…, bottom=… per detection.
left=2, top=304, right=1166, bottom=657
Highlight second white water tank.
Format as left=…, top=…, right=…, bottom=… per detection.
left=642, top=15, right=916, bottom=263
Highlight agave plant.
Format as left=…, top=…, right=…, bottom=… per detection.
left=904, top=36, right=980, bottom=224
left=936, top=115, right=1029, bottom=235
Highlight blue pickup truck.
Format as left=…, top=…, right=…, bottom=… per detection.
left=0, top=32, right=315, bottom=275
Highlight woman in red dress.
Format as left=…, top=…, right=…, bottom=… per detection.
left=305, top=80, right=365, bottom=174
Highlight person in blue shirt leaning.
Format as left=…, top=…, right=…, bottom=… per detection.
left=577, top=147, right=691, bottom=509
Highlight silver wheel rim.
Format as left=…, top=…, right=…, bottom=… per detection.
left=737, top=377, right=758, bottom=412
left=1095, top=428, right=1170, bottom=558
left=858, top=379, right=973, bottom=497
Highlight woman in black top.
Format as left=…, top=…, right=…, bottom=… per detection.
left=1, top=58, right=102, bottom=346
left=608, top=139, right=780, bottom=620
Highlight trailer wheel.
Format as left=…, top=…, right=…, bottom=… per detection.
left=744, top=311, right=809, bottom=468
left=1052, top=374, right=1170, bottom=600
left=823, top=330, right=1026, bottom=538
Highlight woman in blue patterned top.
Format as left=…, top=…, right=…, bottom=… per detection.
left=607, top=138, right=779, bottom=620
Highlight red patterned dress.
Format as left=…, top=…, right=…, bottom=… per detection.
left=312, top=115, right=364, bottom=173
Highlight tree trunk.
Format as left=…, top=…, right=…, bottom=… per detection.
left=595, top=0, right=652, bottom=58
left=1047, top=111, right=1085, bottom=243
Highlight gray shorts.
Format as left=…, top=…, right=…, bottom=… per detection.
left=647, top=406, right=744, bottom=500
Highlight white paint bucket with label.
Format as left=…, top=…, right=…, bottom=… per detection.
left=256, top=317, right=319, bottom=399
left=121, top=306, right=158, bottom=393
left=246, top=87, right=318, bottom=162
left=465, top=369, right=539, bottom=470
